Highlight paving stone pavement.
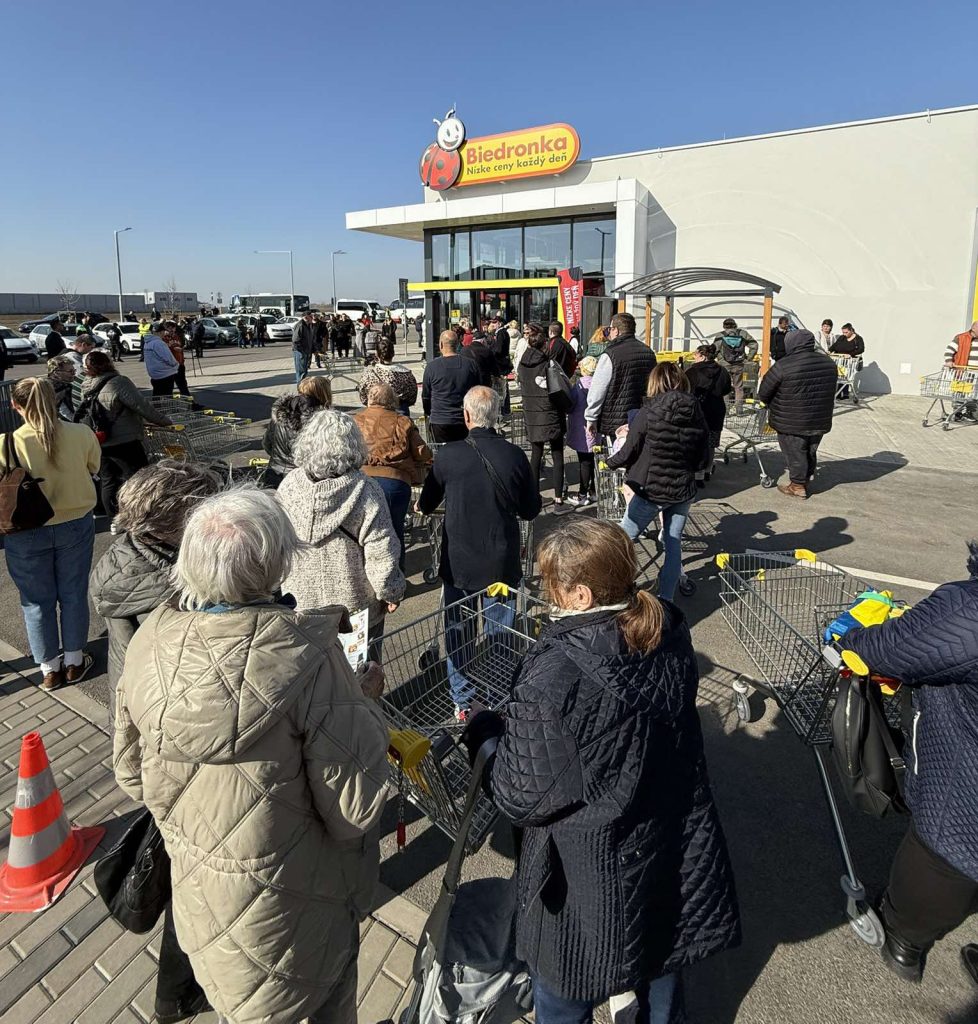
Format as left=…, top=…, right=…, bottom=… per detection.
left=0, top=663, right=424, bottom=1024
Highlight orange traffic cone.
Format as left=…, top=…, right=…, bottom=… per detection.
left=0, top=731, right=105, bottom=913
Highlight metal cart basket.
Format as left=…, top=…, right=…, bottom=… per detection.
left=721, top=400, right=777, bottom=488
left=383, top=585, right=548, bottom=850
left=832, top=355, right=862, bottom=404
left=716, top=548, right=907, bottom=949
left=419, top=514, right=533, bottom=585
left=920, top=366, right=978, bottom=430
left=143, top=418, right=251, bottom=463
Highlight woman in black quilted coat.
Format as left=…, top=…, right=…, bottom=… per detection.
left=606, top=362, right=711, bottom=601
left=261, top=377, right=332, bottom=488
left=463, top=520, right=740, bottom=1024
left=517, top=323, right=566, bottom=504
left=684, top=344, right=732, bottom=479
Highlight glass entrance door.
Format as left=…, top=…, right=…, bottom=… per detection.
left=477, top=290, right=522, bottom=328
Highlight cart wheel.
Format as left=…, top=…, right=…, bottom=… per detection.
left=422, top=566, right=438, bottom=584
left=418, top=647, right=438, bottom=674
left=760, top=474, right=775, bottom=489
left=678, top=576, right=696, bottom=597
left=723, top=453, right=730, bottom=465
left=734, top=690, right=766, bottom=723
left=942, top=422, right=951, bottom=432
left=848, top=903, right=886, bottom=949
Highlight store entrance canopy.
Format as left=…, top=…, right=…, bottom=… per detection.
left=616, top=267, right=782, bottom=371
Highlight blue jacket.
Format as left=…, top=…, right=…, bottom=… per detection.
left=842, top=558, right=978, bottom=881
left=143, top=334, right=179, bottom=381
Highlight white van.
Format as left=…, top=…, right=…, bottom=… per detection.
left=335, top=299, right=385, bottom=322
left=389, top=296, right=425, bottom=323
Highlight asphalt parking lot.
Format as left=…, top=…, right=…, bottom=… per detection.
left=0, top=340, right=976, bottom=1023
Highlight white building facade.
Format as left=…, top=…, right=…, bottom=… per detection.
left=347, top=106, right=978, bottom=394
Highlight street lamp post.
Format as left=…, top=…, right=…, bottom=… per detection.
left=254, top=249, right=295, bottom=314
left=331, top=250, right=347, bottom=313
left=114, top=227, right=132, bottom=322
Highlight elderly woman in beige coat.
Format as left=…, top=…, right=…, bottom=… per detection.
left=113, top=486, right=390, bottom=1024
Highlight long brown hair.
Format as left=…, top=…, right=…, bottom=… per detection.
left=646, top=361, right=690, bottom=397
left=12, top=377, right=61, bottom=464
left=537, top=519, right=665, bottom=653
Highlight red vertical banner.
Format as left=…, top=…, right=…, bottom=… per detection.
left=557, top=267, right=584, bottom=332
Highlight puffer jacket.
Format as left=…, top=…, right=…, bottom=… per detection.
left=517, top=346, right=565, bottom=443
left=757, top=330, right=838, bottom=436
left=684, top=359, right=733, bottom=436
left=842, top=546, right=978, bottom=882
left=606, top=391, right=711, bottom=506
left=90, top=534, right=176, bottom=718
left=113, top=602, right=390, bottom=1024
left=277, top=468, right=405, bottom=614
left=262, top=394, right=316, bottom=483
left=79, top=371, right=170, bottom=446
left=353, top=406, right=431, bottom=486
left=464, top=604, right=740, bottom=1000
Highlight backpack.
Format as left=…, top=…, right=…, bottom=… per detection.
left=73, top=376, right=116, bottom=444
left=720, top=333, right=747, bottom=364
left=0, top=433, right=55, bottom=534
left=831, top=674, right=909, bottom=818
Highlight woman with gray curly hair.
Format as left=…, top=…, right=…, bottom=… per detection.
left=277, top=409, right=405, bottom=650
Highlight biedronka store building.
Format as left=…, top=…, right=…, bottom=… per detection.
left=346, top=104, right=978, bottom=394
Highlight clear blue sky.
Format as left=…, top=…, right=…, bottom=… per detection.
left=2, top=0, right=974, bottom=306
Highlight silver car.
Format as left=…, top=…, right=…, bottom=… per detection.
left=0, top=327, right=41, bottom=363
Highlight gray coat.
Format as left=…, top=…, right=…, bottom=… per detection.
left=80, top=372, right=170, bottom=446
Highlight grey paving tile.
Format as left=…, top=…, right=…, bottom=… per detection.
left=61, top=889, right=111, bottom=944
left=0, top=978, right=51, bottom=1024
left=74, top=786, right=137, bottom=827
left=32, top=966, right=107, bottom=1024
left=0, top=902, right=41, bottom=948
left=110, top=1008, right=144, bottom=1024
left=10, top=884, right=93, bottom=957
left=0, top=933, right=72, bottom=1015
left=76, top=950, right=158, bottom=1024
left=381, top=937, right=415, bottom=987
left=42, top=917, right=123, bottom=998
left=96, top=919, right=162, bottom=979
left=130, top=976, right=157, bottom=1022
left=357, top=922, right=397, bottom=999
left=358, top=970, right=402, bottom=1022
left=0, top=944, right=20, bottom=978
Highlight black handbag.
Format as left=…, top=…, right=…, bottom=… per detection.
left=0, top=432, right=55, bottom=535
left=94, top=808, right=172, bottom=933
left=545, top=359, right=573, bottom=413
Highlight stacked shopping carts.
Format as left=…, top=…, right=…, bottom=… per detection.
left=143, top=396, right=253, bottom=464
left=920, top=366, right=978, bottom=429
left=720, top=400, right=777, bottom=488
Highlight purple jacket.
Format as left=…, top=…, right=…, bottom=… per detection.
left=565, top=376, right=592, bottom=453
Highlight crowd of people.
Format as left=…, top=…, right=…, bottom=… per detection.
left=0, top=302, right=973, bottom=1024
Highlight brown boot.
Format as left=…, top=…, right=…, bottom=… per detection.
left=777, top=482, right=808, bottom=499
left=40, top=669, right=65, bottom=691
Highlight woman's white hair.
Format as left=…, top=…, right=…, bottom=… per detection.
left=293, top=409, right=367, bottom=481
left=174, top=484, right=301, bottom=610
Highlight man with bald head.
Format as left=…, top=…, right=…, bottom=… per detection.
left=421, top=329, right=481, bottom=442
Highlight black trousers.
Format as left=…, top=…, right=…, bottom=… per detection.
left=100, top=440, right=149, bottom=517
left=151, top=374, right=178, bottom=397
left=575, top=450, right=595, bottom=496
left=883, top=824, right=978, bottom=949
left=174, top=364, right=191, bottom=397
left=778, top=432, right=822, bottom=485
left=430, top=422, right=468, bottom=443
left=156, top=903, right=206, bottom=1013
left=530, top=439, right=565, bottom=498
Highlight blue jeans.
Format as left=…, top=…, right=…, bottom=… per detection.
left=293, top=349, right=311, bottom=386
left=620, top=495, right=691, bottom=603
left=4, top=514, right=95, bottom=664
left=533, top=974, right=679, bottom=1024
left=374, top=477, right=410, bottom=569
left=443, top=583, right=516, bottom=708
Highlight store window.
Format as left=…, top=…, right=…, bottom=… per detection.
left=572, top=218, right=616, bottom=292
left=431, top=232, right=450, bottom=282
left=524, top=222, right=571, bottom=278
left=471, top=226, right=522, bottom=280
left=453, top=231, right=471, bottom=280
left=527, top=288, right=558, bottom=325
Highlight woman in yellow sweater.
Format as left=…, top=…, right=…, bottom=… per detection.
left=1, top=378, right=101, bottom=690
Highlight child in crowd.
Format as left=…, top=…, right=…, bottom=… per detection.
left=564, top=356, right=598, bottom=505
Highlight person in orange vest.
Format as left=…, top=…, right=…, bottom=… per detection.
left=944, top=320, right=978, bottom=420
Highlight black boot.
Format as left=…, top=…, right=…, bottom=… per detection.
left=155, top=992, right=211, bottom=1024
left=962, top=944, right=978, bottom=986
left=881, top=928, right=926, bottom=984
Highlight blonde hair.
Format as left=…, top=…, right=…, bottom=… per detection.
left=12, top=378, right=62, bottom=464
left=646, top=362, right=690, bottom=397
left=537, top=520, right=665, bottom=653
left=297, top=375, right=332, bottom=408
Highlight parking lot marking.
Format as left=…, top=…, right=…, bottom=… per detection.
left=834, top=565, right=941, bottom=593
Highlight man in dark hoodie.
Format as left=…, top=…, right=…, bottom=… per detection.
left=757, top=329, right=837, bottom=498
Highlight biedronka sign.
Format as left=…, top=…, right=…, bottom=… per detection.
left=420, top=109, right=580, bottom=192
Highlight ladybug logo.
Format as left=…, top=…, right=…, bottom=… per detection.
left=420, top=107, right=466, bottom=191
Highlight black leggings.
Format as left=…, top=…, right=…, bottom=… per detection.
left=576, top=451, right=595, bottom=496
left=100, top=440, right=149, bottom=518
left=530, top=439, right=564, bottom=499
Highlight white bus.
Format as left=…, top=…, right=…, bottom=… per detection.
left=228, top=293, right=311, bottom=316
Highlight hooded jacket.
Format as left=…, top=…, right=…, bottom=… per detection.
left=757, top=330, right=838, bottom=436
left=90, top=534, right=177, bottom=716
left=842, top=545, right=978, bottom=882
left=262, top=394, right=316, bottom=480
left=465, top=605, right=740, bottom=1000
left=684, top=359, right=733, bottom=435
left=517, top=345, right=565, bottom=443
left=113, top=602, right=390, bottom=1024
left=277, top=468, right=405, bottom=614
left=79, top=371, right=171, bottom=446
left=606, top=391, right=712, bottom=506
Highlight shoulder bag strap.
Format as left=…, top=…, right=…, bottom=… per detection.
left=465, top=438, right=518, bottom=517
left=3, top=431, right=20, bottom=473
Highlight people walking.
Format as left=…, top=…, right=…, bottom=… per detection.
left=354, top=383, right=432, bottom=567
left=105, top=322, right=124, bottom=361
left=162, top=323, right=193, bottom=400
left=113, top=486, right=391, bottom=1024
left=277, top=410, right=405, bottom=656
left=840, top=540, right=978, bottom=986
left=0, top=378, right=101, bottom=690
left=262, top=378, right=333, bottom=489
left=191, top=317, right=206, bottom=358
left=565, top=356, right=598, bottom=506
left=605, top=363, right=711, bottom=601
left=769, top=315, right=792, bottom=362
left=143, top=328, right=181, bottom=397
left=416, top=387, right=540, bottom=719
left=757, top=328, right=838, bottom=498
left=421, top=330, right=482, bottom=443
left=584, top=312, right=656, bottom=445
left=460, top=519, right=740, bottom=1024
left=357, top=336, right=419, bottom=413
left=685, top=343, right=733, bottom=482
left=253, top=316, right=268, bottom=348
left=291, top=310, right=318, bottom=386
left=714, top=317, right=758, bottom=413
left=518, top=323, right=568, bottom=505
left=137, top=317, right=151, bottom=362
left=829, top=322, right=866, bottom=399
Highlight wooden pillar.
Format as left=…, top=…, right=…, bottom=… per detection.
left=645, top=297, right=652, bottom=348
left=616, top=296, right=626, bottom=314
left=760, top=292, right=774, bottom=375
left=662, top=296, right=672, bottom=349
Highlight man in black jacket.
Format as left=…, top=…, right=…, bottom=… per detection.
left=584, top=312, right=656, bottom=443
left=769, top=315, right=792, bottom=362
left=421, top=330, right=481, bottom=442
left=291, top=311, right=317, bottom=386
left=417, top=386, right=541, bottom=717
left=45, top=321, right=67, bottom=358
left=757, top=329, right=838, bottom=498
left=460, top=331, right=499, bottom=386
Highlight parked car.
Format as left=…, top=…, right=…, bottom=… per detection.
left=0, top=327, right=40, bottom=363
left=388, top=297, right=425, bottom=323
left=18, top=311, right=66, bottom=333
left=196, top=317, right=240, bottom=345
left=92, top=322, right=152, bottom=353
left=334, top=299, right=381, bottom=322
left=267, top=316, right=300, bottom=341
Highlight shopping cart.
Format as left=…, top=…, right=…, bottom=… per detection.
left=920, top=366, right=978, bottom=430
left=498, top=406, right=529, bottom=451
left=715, top=548, right=907, bottom=948
left=721, top=400, right=777, bottom=488
left=420, top=513, right=534, bottom=585
left=143, top=418, right=251, bottom=464
left=383, top=585, right=548, bottom=850
left=832, top=355, right=861, bottom=403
